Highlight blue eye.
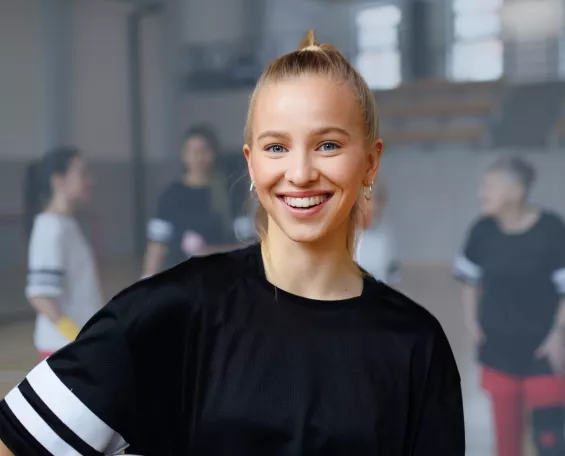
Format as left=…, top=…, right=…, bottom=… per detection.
left=266, top=144, right=286, bottom=153
left=318, top=142, right=340, bottom=152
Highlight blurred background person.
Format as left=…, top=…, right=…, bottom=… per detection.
left=454, top=156, right=565, bottom=456
left=233, top=187, right=259, bottom=244
left=23, top=147, right=102, bottom=361
left=142, top=125, right=236, bottom=276
left=356, top=179, right=400, bottom=284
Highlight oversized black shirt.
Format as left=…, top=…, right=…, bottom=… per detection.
left=0, top=244, right=464, bottom=455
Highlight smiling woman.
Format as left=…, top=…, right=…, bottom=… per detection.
left=0, top=30, right=464, bottom=456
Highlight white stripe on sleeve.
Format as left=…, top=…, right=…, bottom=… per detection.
left=453, top=254, right=482, bottom=283
left=147, top=218, right=173, bottom=243
left=4, top=387, right=80, bottom=456
left=27, top=361, right=128, bottom=454
left=552, top=268, right=565, bottom=295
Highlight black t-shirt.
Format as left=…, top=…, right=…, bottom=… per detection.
left=0, top=244, right=464, bottom=456
left=454, top=211, right=565, bottom=375
left=147, top=181, right=234, bottom=269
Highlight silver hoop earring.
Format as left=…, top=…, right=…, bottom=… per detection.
left=363, top=182, right=373, bottom=200
left=249, top=181, right=254, bottom=192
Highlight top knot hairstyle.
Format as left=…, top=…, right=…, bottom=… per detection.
left=244, top=29, right=379, bottom=146
left=245, top=30, right=381, bottom=257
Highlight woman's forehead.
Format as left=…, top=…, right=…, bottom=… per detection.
left=252, top=76, right=364, bottom=136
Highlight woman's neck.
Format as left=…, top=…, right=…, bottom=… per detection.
left=496, top=204, right=539, bottom=232
left=45, top=196, right=75, bottom=217
left=183, top=172, right=210, bottom=187
left=262, top=220, right=362, bottom=301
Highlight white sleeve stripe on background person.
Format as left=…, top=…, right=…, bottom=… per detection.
left=552, top=268, right=565, bottom=294
left=147, top=218, right=173, bottom=242
left=25, top=284, right=63, bottom=298
left=4, top=387, right=81, bottom=456
left=27, top=361, right=128, bottom=453
left=453, top=254, right=482, bottom=282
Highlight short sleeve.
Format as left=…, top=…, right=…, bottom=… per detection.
left=147, top=185, right=175, bottom=244
left=25, top=215, right=65, bottom=299
left=549, top=214, right=565, bottom=296
left=0, top=303, right=137, bottom=455
left=412, top=324, right=465, bottom=455
left=453, top=218, right=485, bottom=285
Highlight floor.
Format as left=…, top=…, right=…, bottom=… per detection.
left=0, top=258, right=537, bottom=455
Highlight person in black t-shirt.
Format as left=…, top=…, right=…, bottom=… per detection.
left=0, top=30, right=464, bottom=456
left=142, top=125, right=237, bottom=275
left=454, top=156, right=565, bottom=456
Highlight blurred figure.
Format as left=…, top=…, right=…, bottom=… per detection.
left=142, top=125, right=236, bottom=276
left=23, top=147, right=101, bottom=360
left=355, top=179, right=400, bottom=284
left=233, top=189, right=259, bottom=244
left=454, top=157, right=565, bottom=456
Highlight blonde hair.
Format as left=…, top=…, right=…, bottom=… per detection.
left=245, top=30, right=380, bottom=258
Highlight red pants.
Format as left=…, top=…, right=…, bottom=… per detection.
left=482, top=367, right=565, bottom=456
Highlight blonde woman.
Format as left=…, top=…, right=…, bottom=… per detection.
left=0, top=31, right=463, bottom=456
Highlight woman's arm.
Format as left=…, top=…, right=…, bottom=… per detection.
left=461, top=283, right=485, bottom=344
left=412, top=326, right=465, bottom=455
left=26, top=216, right=80, bottom=340
left=28, top=297, right=79, bottom=341
left=0, top=298, right=139, bottom=455
left=142, top=241, right=168, bottom=277
left=28, top=297, right=63, bottom=324
left=0, top=440, right=14, bottom=456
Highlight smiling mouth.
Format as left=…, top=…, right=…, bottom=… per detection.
left=279, top=194, right=333, bottom=209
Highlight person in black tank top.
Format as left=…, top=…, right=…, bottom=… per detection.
left=454, top=156, right=565, bottom=456
left=0, top=30, right=464, bottom=456
left=143, top=125, right=237, bottom=274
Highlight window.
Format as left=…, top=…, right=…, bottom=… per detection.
left=450, top=0, right=503, bottom=81
left=355, top=4, right=402, bottom=89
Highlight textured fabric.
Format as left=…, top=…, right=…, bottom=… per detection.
left=454, top=211, right=565, bottom=375
left=0, top=244, right=464, bottom=455
left=26, top=213, right=103, bottom=352
left=146, top=181, right=234, bottom=269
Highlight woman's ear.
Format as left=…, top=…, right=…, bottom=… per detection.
left=365, top=139, right=384, bottom=185
left=243, top=144, right=254, bottom=183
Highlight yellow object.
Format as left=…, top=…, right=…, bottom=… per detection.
left=56, top=316, right=80, bottom=341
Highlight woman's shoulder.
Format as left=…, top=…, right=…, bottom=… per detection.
left=364, top=280, right=446, bottom=340
left=31, top=212, right=72, bottom=239
left=107, top=245, right=254, bottom=326
left=540, top=209, right=565, bottom=228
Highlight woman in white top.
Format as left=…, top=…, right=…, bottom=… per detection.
left=23, top=147, right=102, bottom=360
left=356, top=180, right=400, bottom=284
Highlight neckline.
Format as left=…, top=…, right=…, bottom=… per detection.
left=245, top=243, right=376, bottom=310
left=494, top=210, right=544, bottom=237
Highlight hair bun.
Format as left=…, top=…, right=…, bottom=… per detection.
left=298, top=29, right=319, bottom=51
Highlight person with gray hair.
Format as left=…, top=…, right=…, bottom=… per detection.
left=454, top=155, right=565, bottom=456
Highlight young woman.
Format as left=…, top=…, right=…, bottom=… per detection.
left=454, top=157, right=565, bottom=456
left=0, top=31, right=464, bottom=456
left=142, top=125, right=235, bottom=276
left=356, top=180, right=401, bottom=284
left=22, top=147, right=102, bottom=361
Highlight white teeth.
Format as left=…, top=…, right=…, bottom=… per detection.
left=283, top=195, right=330, bottom=208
